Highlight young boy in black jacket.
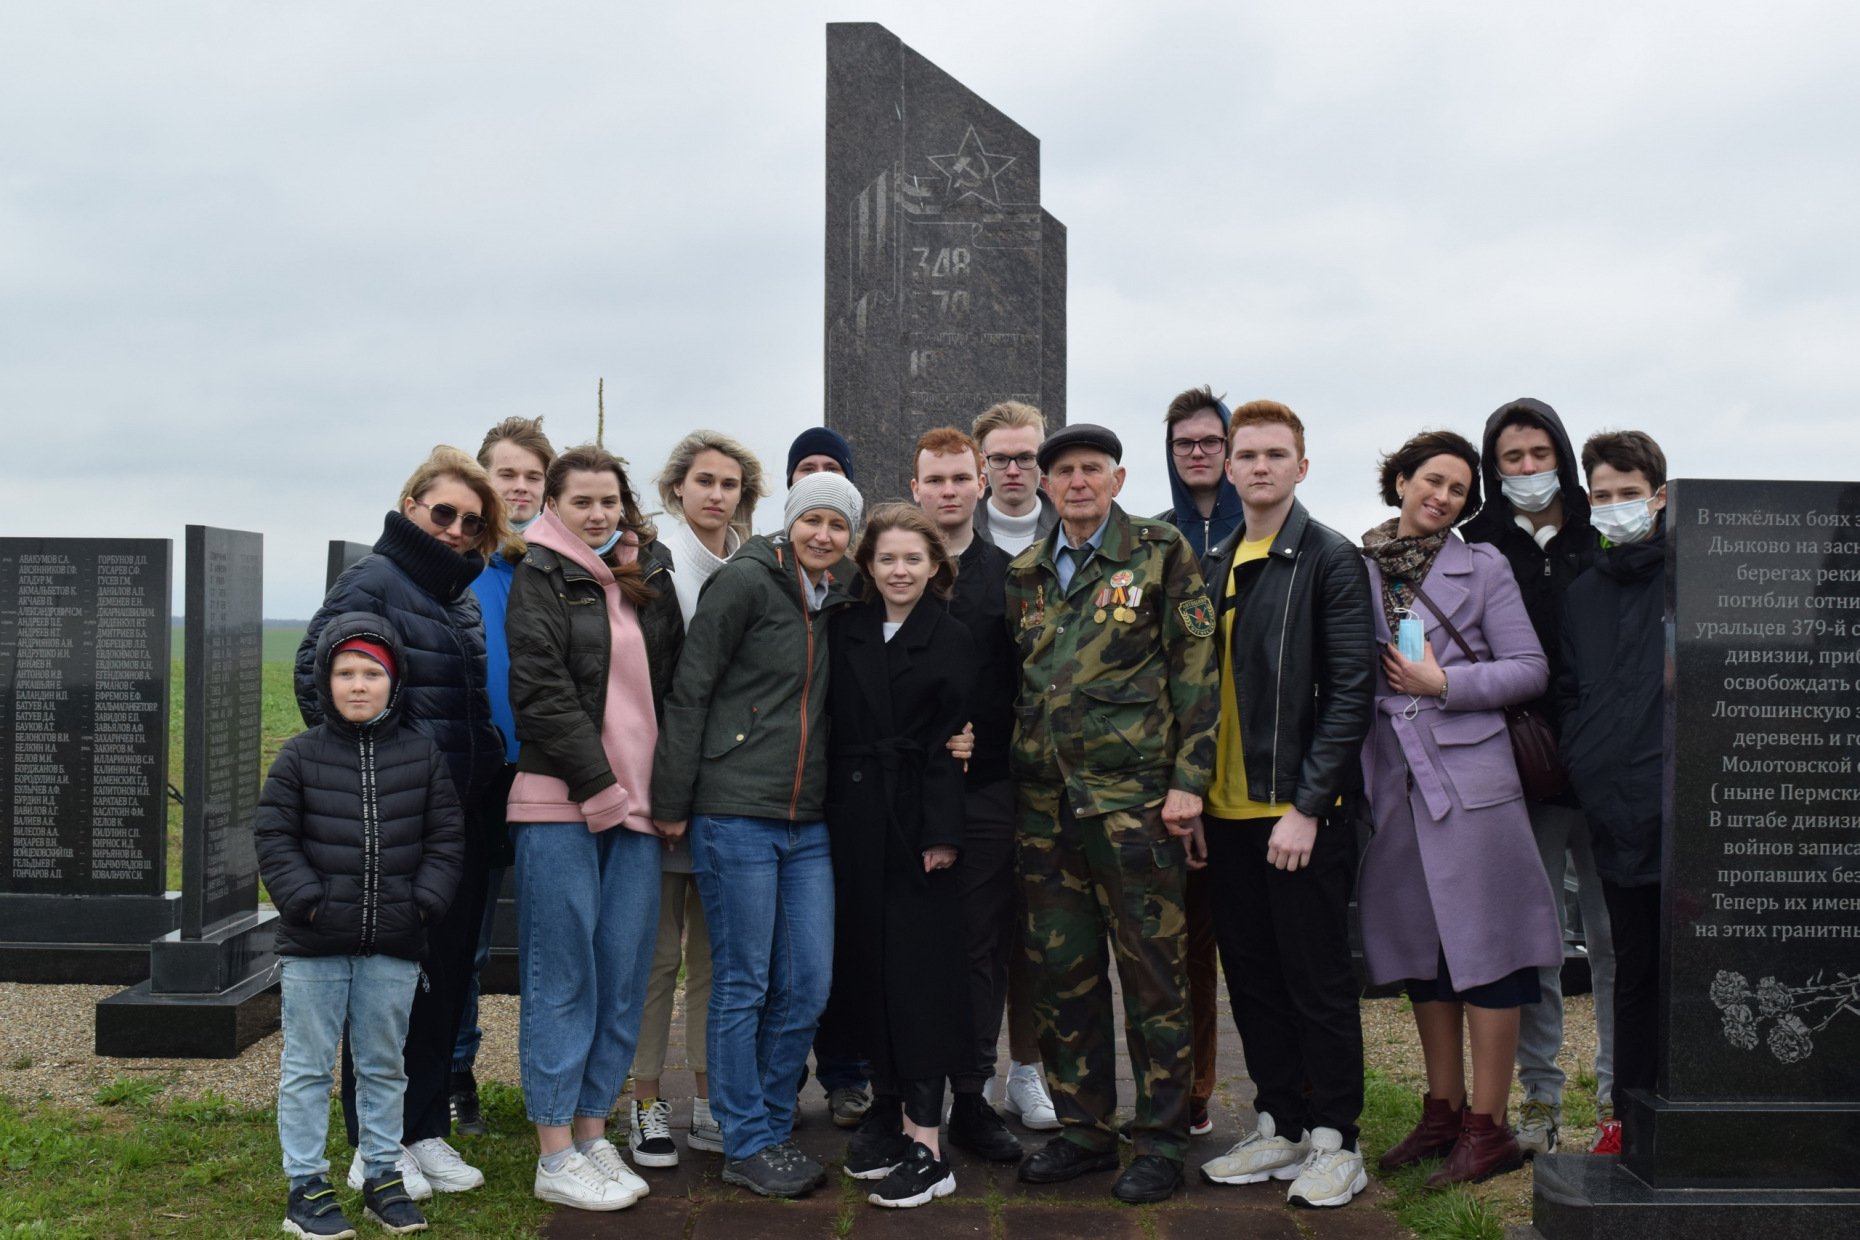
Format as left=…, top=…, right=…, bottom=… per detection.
left=1555, top=431, right=1669, bottom=1155
left=257, top=613, right=466, bottom=1238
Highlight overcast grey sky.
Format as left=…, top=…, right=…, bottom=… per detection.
left=4, top=1, right=1859, bottom=616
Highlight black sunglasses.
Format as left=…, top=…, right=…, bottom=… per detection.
left=413, top=499, right=486, bottom=537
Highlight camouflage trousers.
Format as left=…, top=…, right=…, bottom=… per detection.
left=1018, top=787, right=1192, bottom=1160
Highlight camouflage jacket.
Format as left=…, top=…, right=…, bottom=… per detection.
left=1006, top=503, right=1221, bottom=817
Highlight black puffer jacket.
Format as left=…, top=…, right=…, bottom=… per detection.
left=1460, top=398, right=1601, bottom=735
left=1557, top=529, right=1667, bottom=887
left=296, top=512, right=502, bottom=802
left=257, top=613, right=466, bottom=959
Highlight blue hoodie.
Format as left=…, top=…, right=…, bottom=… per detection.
left=1159, top=398, right=1245, bottom=563
left=470, top=551, right=520, bottom=763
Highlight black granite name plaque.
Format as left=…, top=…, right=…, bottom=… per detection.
left=0, top=538, right=172, bottom=895
left=182, top=526, right=263, bottom=938
left=326, top=540, right=371, bottom=593
left=826, top=22, right=1066, bottom=503
left=1667, top=479, right=1860, bottom=1107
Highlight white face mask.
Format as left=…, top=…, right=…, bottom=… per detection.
left=1500, top=470, right=1561, bottom=513
left=1591, top=498, right=1655, bottom=545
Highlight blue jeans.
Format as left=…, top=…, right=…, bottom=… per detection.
left=451, top=865, right=507, bottom=1075
left=514, top=823, right=661, bottom=1127
left=691, top=814, right=834, bottom=1161
left=278, top=953, right=420, bottom=1184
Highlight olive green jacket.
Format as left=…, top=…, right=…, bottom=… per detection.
left=650, top=534, right=857, bottom=823
left=1006, top=503, right=1221, bottom=817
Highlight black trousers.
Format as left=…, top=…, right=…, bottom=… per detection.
left=1204, top=813, right=1363, bottom=1145
left=875, top=1077, right=948, bottom=1130
left=343, top=801, right=492, bottom=1146
left=1602, top=879, right=1662, bottom=1098
left=950, top=778, right=1018, bottom=1095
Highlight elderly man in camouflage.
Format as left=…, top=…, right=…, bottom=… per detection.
left=1005, top=423, right=1220, bottom=1205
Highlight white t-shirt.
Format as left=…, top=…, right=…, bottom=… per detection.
left=986, top=500, right=1042, bottom=556
left=882, top=621, right=902, bottom=643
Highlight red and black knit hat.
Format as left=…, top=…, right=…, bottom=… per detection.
left=330, top=637, right=397, bottom=682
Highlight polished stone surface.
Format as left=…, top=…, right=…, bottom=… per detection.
left=94, top=964, right=281, bottom=1059
left=1533, top=1152, right=1860, bottom=1240
left=148, top=909, right=278, bottom=995
left=825, top=21, right=1065, bottom=504
left=325, top=539, right=371, bottom=591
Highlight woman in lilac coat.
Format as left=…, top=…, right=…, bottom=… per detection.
left=1357, top=430, right=1564, bottom=1188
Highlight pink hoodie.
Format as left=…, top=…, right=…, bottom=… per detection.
left=506, top=507, right=659, bottom=834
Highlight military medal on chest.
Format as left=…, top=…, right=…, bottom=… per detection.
left=1103, top=570, right=1140, bottom=623
left=1022, top=584, right=1047, bottom=631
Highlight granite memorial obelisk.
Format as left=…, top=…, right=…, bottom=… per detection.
left=826, top=22, right=1065, bottom=504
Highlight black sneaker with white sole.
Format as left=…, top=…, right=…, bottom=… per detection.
left=449, top=1070, right=486, bottom=1138
left=361, top=1174, right=429, bottom=1234
left=283, top=1177, right=356, bottom=1239
left=721, top=1144, right=818, bottom=1198
left=868, top=1142, right=955, bottom=1208
left=629, top=1097, right=679, bottom=1167
left=844, top=1095, right=911, bottom=1180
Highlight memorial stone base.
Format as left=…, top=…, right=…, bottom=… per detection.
left=94, top=909, right=281, bottom=1058
left=1530, top=1152, right=1860, bottom=1240
left=0, top=892, right=181, bottom=983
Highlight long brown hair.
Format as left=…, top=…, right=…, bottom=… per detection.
left=546, top=444, right=657, bottom=608
left=399, top=446, right=509, bottom=559
left=853, top=503, right=957, bottom=604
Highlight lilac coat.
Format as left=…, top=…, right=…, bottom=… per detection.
left=1358, top=535, right=1565, bottom=991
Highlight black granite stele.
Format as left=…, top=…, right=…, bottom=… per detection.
left=825, top=22, right=1066, bottom=505
left=0, top=538, right=179, bottom=982
left=326, top=539, right=371, bottom=592
left=1534, top=479, right=1860, bottom=1237
left=96, top=527, right=278, bottom=1059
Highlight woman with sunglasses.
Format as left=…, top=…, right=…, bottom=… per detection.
left=295, top=444, right=510, bottom=1199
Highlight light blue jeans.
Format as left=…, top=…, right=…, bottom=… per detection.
left=691, top=814, right=834, bottom=1161
left=278, top=953, right=420, bottom=1184
left=514, top=823, right=661, bottom=1127
left=1517, top=801, right=1617, bottom=1108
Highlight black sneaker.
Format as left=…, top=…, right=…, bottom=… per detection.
left=868, top=1141, right=955, bottom=1208
left=721, top=1144, right=817, bottom=1198
left=449, top=1070, right=486, bottom=1138
left=1017, top=1135, right=1121, bottom=1184
left=947, top=1092, right=1023, bottom=1164
left=845, top=1096, right=911, bottom=1180
left=362, top=1174, right=429, bottom=1234
left=772, top=1138, right=828, bottom=1188
left=284, top=1177, right=357, bottom=1239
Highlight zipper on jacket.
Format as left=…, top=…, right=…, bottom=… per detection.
left=789, top=555, right=815, bottom=821
left=358, top=730, right=380, bottom=954
left=1268, top=555, right=1299, bottom=806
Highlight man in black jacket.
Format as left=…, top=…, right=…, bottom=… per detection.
left=1460, top=397, right=1615, bottom=1157
left=1192, top=401, right=1376, bottom=1209
left=1557, top=430, right=1670, bottom=1156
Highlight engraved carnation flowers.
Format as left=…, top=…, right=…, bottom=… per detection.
left=1709, top=969, right=1858, bottom=1063
left=1767, top=1014, right=1814, bottom=1064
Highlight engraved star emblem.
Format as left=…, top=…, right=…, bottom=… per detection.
left=927, top=126, right=1018, bottom=206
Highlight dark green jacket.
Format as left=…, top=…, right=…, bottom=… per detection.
left=650, top=534, right=857, bottom=823
left=505, top=537, right=682, bottom=801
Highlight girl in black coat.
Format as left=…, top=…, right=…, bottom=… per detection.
left=293, top=445, right=509, bottom=1193
left=822, top=504, right=977, bottom=1209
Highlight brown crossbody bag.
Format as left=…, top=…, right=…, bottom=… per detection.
left=1404, top=579, right=1571, bottom=803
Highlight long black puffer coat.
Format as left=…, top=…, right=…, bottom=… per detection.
left=257, top=613, right=467, bottom=960
left=295, top=511, right=502, bottom=803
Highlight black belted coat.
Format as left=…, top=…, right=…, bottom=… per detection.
left=819, top=595, right=976, bottom=1085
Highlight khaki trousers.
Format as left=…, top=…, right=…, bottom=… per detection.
left=630, top=871, right=712, bottom=1080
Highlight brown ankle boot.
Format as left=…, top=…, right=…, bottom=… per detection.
left=1425, top=1110, right=1524, bottom=1187
left=1378, top=1094, right=1466, bottom=1170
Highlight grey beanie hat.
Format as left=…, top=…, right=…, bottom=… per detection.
left=784, top=471, right=863, bottom=534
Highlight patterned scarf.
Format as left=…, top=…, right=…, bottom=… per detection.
left=1361, top=517, right=1449, bottom=633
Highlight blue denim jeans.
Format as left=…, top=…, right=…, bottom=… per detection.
left=514, top=823, right=661, bottom=1127
left=451, top=865, right=506, bottom=1074
left=278, top=953, right=420, bottom=1184
left=691, top=814, right=834, bottom=1161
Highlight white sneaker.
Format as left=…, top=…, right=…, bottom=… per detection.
left=1199, top=1112, right=1310, bottom=1185
left=533, top=1149, right=634, bottom=1211
left=578, top=1137, right=649, bottom=1203
left=1286, top=1127, right=1367, bottom=1209
left=348, top=1148, right=432, bottom=1201
left=405, top=1137, right=484, bottom=1193
left=1001, top=1063, right=1060, bottom=1131
left=688, top=1097, right=725, bottom=1153
left=628, top=1098, right=679, bottom=1167
left=1514, top=1097, right=1561, bottom=1157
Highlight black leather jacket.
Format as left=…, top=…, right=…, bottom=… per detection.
left=1203, top=500, right=1376, bottom=817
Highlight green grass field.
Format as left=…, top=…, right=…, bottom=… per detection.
left=168, top=625, right=306, bottom=663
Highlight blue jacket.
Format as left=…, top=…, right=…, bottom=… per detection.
left=471, top=552, right=519, bottom=763
left=1158, top=398, right=1245, bottom=565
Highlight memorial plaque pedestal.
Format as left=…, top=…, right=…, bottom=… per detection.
left=98, top=527, right=278, bottom=1059
left=1533, top=480, right=1860, bottom=1237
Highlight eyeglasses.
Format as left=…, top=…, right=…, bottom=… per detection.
left=1171, top=436, right=1228, bottom=458
left=412, top=499, right=486, bottom=537
left=985, top=453, right=1039, bottom=471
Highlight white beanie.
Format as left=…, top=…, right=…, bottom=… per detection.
left=784, top=471, right=863, bottom=534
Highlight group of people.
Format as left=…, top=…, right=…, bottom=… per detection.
left=252, top=390, right=1673, bottom=1237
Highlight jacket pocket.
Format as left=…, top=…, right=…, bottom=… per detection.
left=703, top=704, right=758, bottom=759
left=1431, top=711, right=1524, bottom=810
left=1078, top=676, right=1167, bottom=770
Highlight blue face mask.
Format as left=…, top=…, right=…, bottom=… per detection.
left=1592, top=498, right=1655, bottom=545
left=510, top=512, right=539, bottom=534
left=1500, top=470, right=1561, bottom=513
left=592, top=527, right=624, bottom=557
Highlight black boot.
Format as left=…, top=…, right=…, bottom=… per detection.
left=947, top=1092, right=1024, bottom=1163
left=1017, top=1135, right=1120, bottom=1184
left=449, top=1070, right=485, bottom=1137
left=1112, top=1154, right=1184, bottom=1204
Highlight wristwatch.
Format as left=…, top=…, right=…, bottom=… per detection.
left=1437, top=671, right=1450, bottom=704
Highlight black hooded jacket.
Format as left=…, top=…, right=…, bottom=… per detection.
left=1556, top=528, right=1668, bottom=886
left=295, top=511, right=502, bottom=804
left=1460, top=398, right=1601, bottom=734
left=256, top=613, right=467, bottom=960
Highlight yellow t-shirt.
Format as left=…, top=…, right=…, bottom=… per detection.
left=1207, top=535, right=1283, bottom=819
